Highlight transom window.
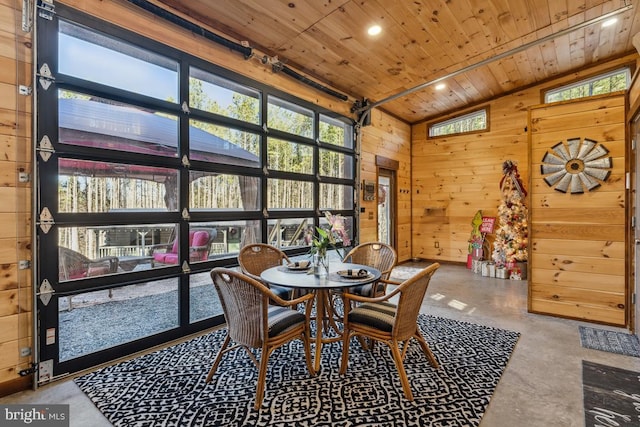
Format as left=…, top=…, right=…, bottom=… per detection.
left=428, top=108, right=487, bottom=137
left=544, top=67, right=630, bottom=103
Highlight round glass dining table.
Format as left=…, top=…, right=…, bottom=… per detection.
left=261, top=262, right=381, bottom=372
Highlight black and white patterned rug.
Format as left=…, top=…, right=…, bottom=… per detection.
left=75, top=315, right=520, bottom=426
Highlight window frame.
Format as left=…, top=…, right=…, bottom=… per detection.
left=427, top=107, right=489, bottom=138
left=543, top=66, right=631, bottom=104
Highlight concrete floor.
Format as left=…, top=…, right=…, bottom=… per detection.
left=2, top=262, right=639, bottom=426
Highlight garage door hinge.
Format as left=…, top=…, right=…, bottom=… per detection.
left=37, top=0, right=55, bottom=20
left=36, top=63, right=55, bottom=90
left=37, top=135, right=54, bottom=162
left=37, top=279, right=54, bottom=306
left=38, top=207, right=54, bottom=234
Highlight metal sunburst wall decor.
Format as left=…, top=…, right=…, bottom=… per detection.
left=540, top=138, right=612, bottom=194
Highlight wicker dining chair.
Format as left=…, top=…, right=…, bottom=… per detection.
left=208, top=268, right=315, bottom=409
left=339, top=262, right=441, bottom=401
left=341, top=242, right=398, bottom=297
left=238, top=243, right=297, bottom=301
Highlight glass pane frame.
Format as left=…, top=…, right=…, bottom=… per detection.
left=58, top=90, right=180, bottom=158
left=189, top=66, right=261, bottom=124
left=58, top=19, right=179, bottom=101
left=320, top=113, right=354, bottom=149
left=544, top=67, right=630, bottom=103
left=267, top=95, right=314, bottom=138
left=267, top=179, right=314, bottom=210
left=428, top=108, right=488, bottom=137
left=267, top=137, right=314, bottom=174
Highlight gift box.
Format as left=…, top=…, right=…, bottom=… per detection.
left=482, top=261, right=495, bottom=277
left=472, top=259, right=482, bottom=274
left=496, top=266, right=508, bottom=279
left=515, top=261, right=527, bottom=280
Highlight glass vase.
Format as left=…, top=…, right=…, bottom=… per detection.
left=313, top=250, right=329, bottom=277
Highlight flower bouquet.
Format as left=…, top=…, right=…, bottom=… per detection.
left=308, top=212, right=351, bottom=276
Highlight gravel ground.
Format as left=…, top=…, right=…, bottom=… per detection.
left=59, top=283, right=220, bottom=361
left=57, top=264, right=421, bottom=361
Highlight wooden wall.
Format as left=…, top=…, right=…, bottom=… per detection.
left=529, top=95, right=626, bottom=326
left=412, top=97, right=528, bottom=262
left=411, top=55, right=636, bottom=265
left=359, top=109, right=412, bottom=262
left=0, top=0, right=34, bottom=394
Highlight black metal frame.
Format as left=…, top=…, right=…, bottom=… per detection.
left=35, top=4, right=356, bottom=377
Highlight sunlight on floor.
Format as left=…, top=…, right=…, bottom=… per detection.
left=448, top=299, right=468, bottom=310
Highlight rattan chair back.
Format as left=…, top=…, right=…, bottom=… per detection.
left=238, top=243, right=290, bottom=281
left=342, top=242, right=397, bottom=281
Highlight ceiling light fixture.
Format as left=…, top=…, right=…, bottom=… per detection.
left=435, top=83, right=446, bottom=91
left=601, top=18, right=617, bottom=27
left=367, top=25, right=382, bottom=36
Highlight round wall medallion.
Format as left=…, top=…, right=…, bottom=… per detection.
left=540, top=138, right=612, bottom=194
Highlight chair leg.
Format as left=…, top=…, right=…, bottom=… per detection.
left=206, top=334, right=231, bottom=383
left=301, top=330, right=316, bottom=376
left=389, top=340, right=414, bottom=401
left=339, top=330, right=352, bottom=375
left=414, top=330, right=440, bottom=369
left=254, top=346, right=271, bottom=410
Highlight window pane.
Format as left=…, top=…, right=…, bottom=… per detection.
left=545, top=68, right=630, bottom=103
left=429, top=109, right=486, bottom=137
left=190, top=172, right=260, bottom=211
left=59, top=21, right=178, bottom=101
left=190, top=271, right=223, bottom=323
left=268, top=96, right=313, bottom=138
left=320, top=183, right=354, bottom=210
left=267, top=138, right=313, bottom=173
left=189, top=119, right=260, bottom=167
left=59, top=225, right=177, bottom=280
left=59, top=158, right=177, bottom=213
left=319, top=149, right=353, bottom=179
left=190, top=67, right=260, bottom=124
left=268, top=179, right=313, bottom=209
left=267, top=217, right=314, bottom=248
left=320, top=114, right=353, bottom=148
left=59, top=91, right=179, bottom=158
left=191, top=221, right=260, bottom=256
left=319, top=215, right=354, bottom=248
left=58, top=278, right=179, bottom=361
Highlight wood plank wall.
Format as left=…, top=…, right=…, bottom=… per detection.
left=359, top=109, right=412, bottom=262
left=529, top=95, right=626, bottom=326
left=0, top=0, right=34, bottom=394
left=412, top=98, right=528, bottom=262
left=411, top=55, right=636, bottom=267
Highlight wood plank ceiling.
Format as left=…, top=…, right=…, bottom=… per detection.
left=152, top=0, right=639, bottom=124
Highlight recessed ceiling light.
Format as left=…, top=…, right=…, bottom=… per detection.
left=602, top=18, right=617, bottom=28
left=367, top=25, right=382, bottom=36
left=435, top=83, right=446, bottom=91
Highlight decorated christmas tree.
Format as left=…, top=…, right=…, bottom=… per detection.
left=492, top=160, right=528, bottom=267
